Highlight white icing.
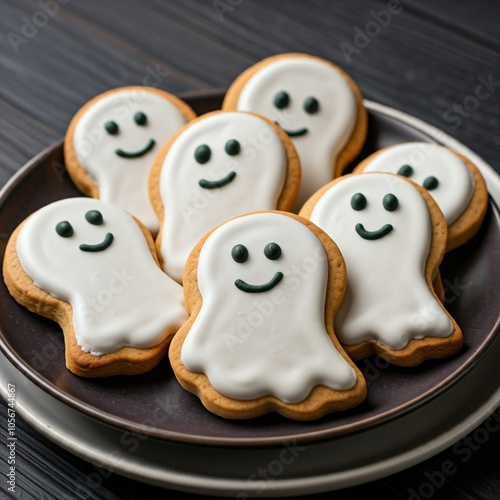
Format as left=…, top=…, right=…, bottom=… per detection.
left=309, top=173, right=453, bottom=350
left=235, top=56, right=357, bottom=210
left=361, top=142, right=475, bottom=225
left=17, top=198, right=188, bottom=355
left=72, top=88, right=189, bottom=233
left=159, top=112, right=287, bottom=283
left=181, top=212, right=357, bottom=403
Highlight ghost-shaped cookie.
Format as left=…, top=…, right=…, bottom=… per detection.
left=223, top=53, right=367, bottom=210
left=149, top=110, right=301, bottom=283
left=355, top=142, right=488, bottom=250
left=65, top=86, right=196, bottom=234
left=169, top=211, right=366, bottom=420
left=5, top=197, right=188, bottom=377
left=300, top=173, right=463, bottom=366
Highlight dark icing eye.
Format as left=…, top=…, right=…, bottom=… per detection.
left=194, top=144, right=211, bottom=164
left=383, top=194, right=399, bottom=212
left=85, top=210, right=103, bottom=225
left=351, top=193, right=367, bottom=211
left=55, top=221, right=73, bottom=238
left=105, top=121, right=119, bottom=135
left=264, top=242, right=281, bottom=260
left=273, top=91, right=290, bottom=110
left=134, top=111, right=147, bottom=126
left=423, top=176, right=439, bottom=190
left=231, top=244, right=248, bottom=264
left=397, top=164, right=414, bottom=177
left=225, top=139, right=241, bottom=156
left=303, top=97, right=319, bottom=114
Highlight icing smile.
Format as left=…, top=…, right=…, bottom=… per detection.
left=115, top=139, right=156, bottom=158
left=274, top=121, right=308, bottom=137
left=234, top=272, right=284, bottom=293
left=79, top=233, right=114, bottom=252
left=355, top=223, right=393, bottom=241
left=199, top=171, right=237, bottom=189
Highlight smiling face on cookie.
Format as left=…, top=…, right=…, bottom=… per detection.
left=231, top=241, right=284, bottom=293
left=55, top=208, right=114, bottom=252
left=234, top=56, right=358, bottom=207
left=17, top=198, right=138, bottom=297
left=310, top=173, right=431, bottom=256
left=72, top=88, right=190, bottom=232
left=359, top=142, right=475, bottom=225
left=180, top=212, right=357, bottom=403
left=196, top=213, right=312, bottom=301
left=158, top=111, right=288, bottom=282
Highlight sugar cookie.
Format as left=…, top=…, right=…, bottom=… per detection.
left=300, top=173, right=463, bottom=366
left=3, top=198, right=188, bottom=377
left=169, top=211, right=366, bottom=420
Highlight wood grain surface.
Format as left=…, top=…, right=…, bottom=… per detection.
left=0, top=0, right=499, bottom=498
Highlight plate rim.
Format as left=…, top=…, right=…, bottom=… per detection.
left=1, top=332, right=499, bottom=496
left=0, top=96, right=499, bottom=447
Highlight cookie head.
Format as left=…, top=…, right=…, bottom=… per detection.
left=73, top=88, right=187, bottom=165
left=235, top=56, right=355, bottom=144
left=180, top=212, right=358, bottom=404
left=157, top=111, right=293, bottom=283
left=69, top=87, right=194, bottom=232
left=359, top=143, right=475, bottom=225
left=160, top=111, right=286, bottom=200
left=16, top=198, right=144, bottom=305
left=312, top=173, right=430, bottom=255
left=196, top=213, right=307, bottom=303
left=231, top=54, right=359, bottom=207
left=19, top=200, right=123, bottom=290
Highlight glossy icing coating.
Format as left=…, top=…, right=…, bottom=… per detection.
left=159, top=112, right=287, bottom=282
left=360, top=142, right=474, bottom=225
left=235, top=56, right=357, bottom=209
left=181, top=212, right=357, bottom=403
left=309, top=173, right=453, bottom=350
left=73, top=89, right=188, bottom=232
left=17, top=198, right=188, bottom=355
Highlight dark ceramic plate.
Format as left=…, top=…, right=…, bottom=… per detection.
left=0, top=91, right=499, bottom=446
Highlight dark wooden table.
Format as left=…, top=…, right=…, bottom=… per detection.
left=1, top=1, right=499, bottom=498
